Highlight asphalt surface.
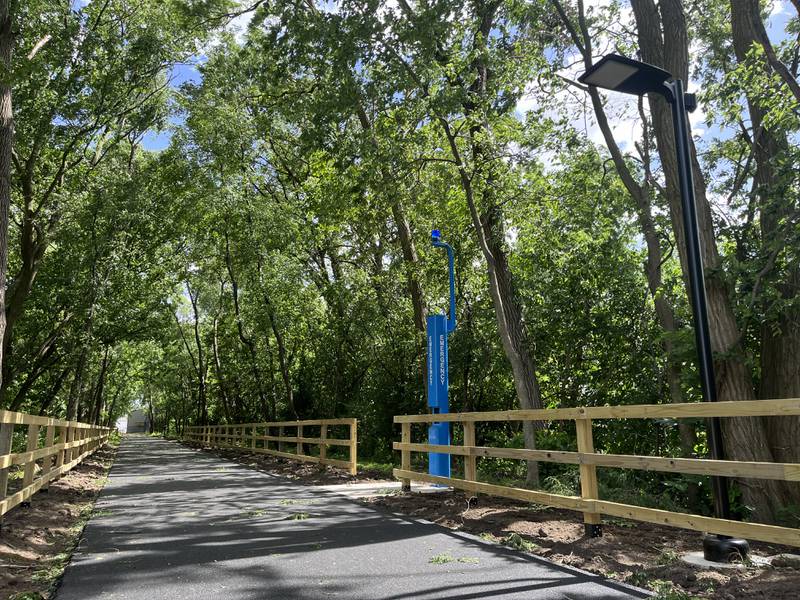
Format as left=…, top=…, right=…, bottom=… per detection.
left=56, top=436, right=650, bottom=599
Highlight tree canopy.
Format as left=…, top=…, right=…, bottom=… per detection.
left=2, top=0, right=799, bottom=524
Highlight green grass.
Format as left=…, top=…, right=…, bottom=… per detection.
left=279, top=498, right=317, bottom=506
left=656, top=549, right=681, bottom=566
left=501, top=533, right=539, bottom=552
left=651, top=580, right=698, bottom=600
left=478, top=531, right=540, bottom=553
left=428, top=552, right=480, bottom=565
left=24, top=504, right=98, bottom=595
left=626, top=570, right=651, bottom=589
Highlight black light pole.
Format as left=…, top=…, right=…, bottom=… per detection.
left=579, top=55, right=749, bottom=562
left=666, top=77, right=730, bottom=524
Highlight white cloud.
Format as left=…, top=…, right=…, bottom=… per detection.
left=769, top=1, right=790, bottom=17
left=228, top=10, right=255, bottom=44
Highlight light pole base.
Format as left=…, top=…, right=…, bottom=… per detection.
left=703, top=534, right=749, bottom=563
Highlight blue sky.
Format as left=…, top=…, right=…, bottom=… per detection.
left=141, top=62, right=203, bottom=151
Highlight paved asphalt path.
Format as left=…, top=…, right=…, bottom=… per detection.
left=57, top=436, right=650, bottom=600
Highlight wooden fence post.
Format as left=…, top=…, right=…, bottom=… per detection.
left=63, top=425, right=74, bottom=466
left=251, top=426, right=257, bottom=450
left=42, top=425, right=56, bottom=491
left=22, top=424, right=40, bottom=507
left=349, top=420, right=357, bottom=476
left=401, top=422, right=411, bottom=492
left=75, top=427, right=83, bottom=460
left=0, top=422, right=13, bottom=528
left=320, top=424, right=327, bottom=463
left=463, top=421, right=477, bottom=483
left=55, top=426, right=66, bottom=471
left=297, top=425, right=303, bottom=457
left=576, top=418, right=602, bottom=537
left=278, top=426, right=284, bottom=452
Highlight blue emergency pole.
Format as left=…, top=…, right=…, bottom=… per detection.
left=427, top=229, right=456, bottom=478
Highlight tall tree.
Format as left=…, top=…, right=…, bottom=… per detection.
left=0, top=0, right=12, bottom=392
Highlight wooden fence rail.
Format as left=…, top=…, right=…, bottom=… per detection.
left=183, top=418, right=358, bottom=475
left=0, top=410, right=112, bottom=519
left=393, top=398, right=800, bottom=547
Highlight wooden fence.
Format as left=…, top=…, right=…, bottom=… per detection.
left=183, top=418, right=358, bottom=475
left=394, top=398, right=800, bottom=547
left=1, top=410, right=112, bottom=518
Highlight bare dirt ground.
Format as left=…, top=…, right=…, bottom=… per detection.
left=0, top=442, right=117, bottom=600
left=185, top=442, right=800, bottom=599
left=364, top=491, right=800, bottom=600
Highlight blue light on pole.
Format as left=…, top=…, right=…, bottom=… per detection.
left=427, top=229, right=456, bottom=478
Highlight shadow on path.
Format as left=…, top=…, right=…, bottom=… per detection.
left=56, top=436, right=650, bottom=600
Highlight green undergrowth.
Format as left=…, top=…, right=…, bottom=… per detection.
left=479, top=532, right=539, bottom=553
left=475, top=462, right=694, bottom=516
left=356, top=461, right=394, bottom=477
left=650, top=580, right=699, bottom=600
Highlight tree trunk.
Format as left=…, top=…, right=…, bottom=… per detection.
left=264, top=292, right=296, bottom=419
left=481, top=205, right=542, bottom=486
left=212, top=310, right=233, bottom=424
left=67, top=339, right=91, bottom=421
left=225, top=231, right=271, bottom=420
left=0, top=0, right=12, bottom=395
left=90, top=345, right=110, bottom=425
left=147, top=395, right=155, bottom=434
left=432, top=0, right=544, bottom=485
left=730, top=0, right=800, bottom=511
left=39, top=367, right=69, bottom=416
left=188, top=284, right=208, bottom=424
left=105, top=389, right=121, bottom=427
left=438, top=116, right=543, bottom=485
